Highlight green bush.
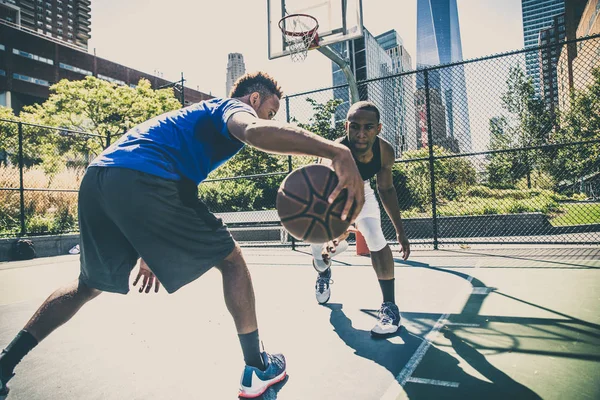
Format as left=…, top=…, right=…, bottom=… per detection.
left=394, top=146, right=477, bottom=210
left=199, top=180, right=263, bottom=212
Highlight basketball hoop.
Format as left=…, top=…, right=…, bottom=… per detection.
left=278, top=14, right=319, bottom=62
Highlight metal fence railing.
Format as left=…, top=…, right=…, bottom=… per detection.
left=1, top=35, right=599, bottom=247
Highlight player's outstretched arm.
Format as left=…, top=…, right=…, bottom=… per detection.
left=376, top=140, right=410, bottom=260
left=227, top=112, right=364, bottom=221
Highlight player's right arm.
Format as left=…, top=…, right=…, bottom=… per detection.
left=227, top=112, right=364, bottom=221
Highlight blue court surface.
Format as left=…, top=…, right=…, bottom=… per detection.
left=1, top=245, right=599, bottom=399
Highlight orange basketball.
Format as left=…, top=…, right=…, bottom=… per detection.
left=276, top=164, right=354, bottom=243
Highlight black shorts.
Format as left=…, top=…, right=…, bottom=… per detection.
left=78, top=167, right=236, bottom=294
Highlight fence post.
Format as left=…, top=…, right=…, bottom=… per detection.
left=424, top=70, right=439, bottom=250
left=18, top=121, right=26, bottom=236
left=285, top=96, right=296, bottom=250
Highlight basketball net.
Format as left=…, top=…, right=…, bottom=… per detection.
left=279, top=14, right=319, bottom=62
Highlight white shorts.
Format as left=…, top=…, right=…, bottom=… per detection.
left=354, top=181, right=387, bottom=251
left=355, top=181, right=381, bottom=222
left=311, top=181, right=387, bottom=263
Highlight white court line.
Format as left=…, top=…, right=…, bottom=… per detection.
left=471, top=287, right=494, bottom=295
left=406, top=377, right=460, bottom=388
left=380, top=275, right=473, bottom=400
left=444, top=322, right=480, bottom=327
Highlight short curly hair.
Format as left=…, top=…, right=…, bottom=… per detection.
left=229, top=71, right=283, bottom=99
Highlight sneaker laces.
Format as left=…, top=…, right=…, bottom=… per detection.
left=268, top=353, right=284, bottom=370
left=377, top=304, right=396, bottom=325
left=316, top=276, right=333, bottom=294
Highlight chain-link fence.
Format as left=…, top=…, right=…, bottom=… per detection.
left=1, top=35, right=599, bottom=248
left=283, top=34, right=600, bottom=247
left=0, top=119, right=106, bottom=237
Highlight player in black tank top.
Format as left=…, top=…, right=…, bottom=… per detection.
left=340, top=136, right=382, bottom=181
left=312, top=101, right=411, bottom=338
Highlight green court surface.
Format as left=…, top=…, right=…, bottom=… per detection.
left=1, top=246, right=599, bottom=399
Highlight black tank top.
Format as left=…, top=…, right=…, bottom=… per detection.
left=341, top=136, right=382, bottom=181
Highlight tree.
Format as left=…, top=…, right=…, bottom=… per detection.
left=393, top=146, right=477, bottom=211
left=16, top=77, right=181, bottom=173
left=292, top=98, right=346, bottom=141
left=551, top=67, right=600, bottom=187
left=487, top=66, right=553, bottom=188
left=0, top=106, right=17, bottom=166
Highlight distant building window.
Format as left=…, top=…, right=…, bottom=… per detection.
left=67, top=32, right=73, bottom=38
left=57, top=28, right=63, bottom=34
left=45, top=16, right=51, bottom=22
left=12, top=48, right=54, bottom=65
left=97, top=74, right=126, bottom=86
left=59, top=63, right=92, bottom=76
left=0, top=69, right=5, bottom=76
left=13, top=73, right=50, bottom=87
left=0, top=44, right=4, bottom=51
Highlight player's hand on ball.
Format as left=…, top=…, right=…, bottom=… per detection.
left=133, top=259, right=161, bottom=293
left=330, top=147, right=364, bottom=222
left=397, top=232, right=410, bottom=261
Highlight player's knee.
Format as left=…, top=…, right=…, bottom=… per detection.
left=357, top=218, right=386, bottom=251
left=76, top=278, right=102, bottom=300
left=215, top=242, right=244, bottom=273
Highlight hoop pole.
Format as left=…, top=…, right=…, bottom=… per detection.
left=317, top=46, right=360, bottom=103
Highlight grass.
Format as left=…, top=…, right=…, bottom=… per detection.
left=550, top=202, right=600, bottom=226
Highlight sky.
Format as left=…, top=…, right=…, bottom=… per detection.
left=88, top=0, right=525, bottom=99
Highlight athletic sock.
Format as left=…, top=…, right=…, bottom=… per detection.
left=0, top=330, right=38, bottom=376
left=238, top=330, right=265, bottom=370
left=319, top=267, right=332, bottom=278
left=378, top=278, right=396, bottom=304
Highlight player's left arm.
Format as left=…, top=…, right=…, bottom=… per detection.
left=376, top=139, right=410, bottom=260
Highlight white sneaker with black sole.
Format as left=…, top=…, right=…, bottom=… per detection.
left=371, top=302, right=402, bottom=337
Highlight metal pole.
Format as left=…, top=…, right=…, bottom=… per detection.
left=18, top=122, right=26, bottom=236
left=285, top=96, right=296, bottom=250
left=180, top=72, right=185, bottom=106
left=424, top=70, right=439, bottom=250
left=317, top=46, right=360, bottom=104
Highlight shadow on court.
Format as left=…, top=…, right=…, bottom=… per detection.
left=250, top=375, right=289, bottom=400
left=319, top=256, right=600, bottom=399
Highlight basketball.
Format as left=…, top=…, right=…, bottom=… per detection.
left=276, top=164, right=354, bottom=243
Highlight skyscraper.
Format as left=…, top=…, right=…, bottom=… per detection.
left=225, top=53, right=245, bottom=96
left=521, top=0, right=566, bottom=97
left=538, top=14, right=567, bottom=109
left=375, top=30, right=416, bottom=152
left=331, top=28, right=412, bottom=156
left=0, top=0, right=91, bottom=49
left=416, top=0, right=471, bottom=153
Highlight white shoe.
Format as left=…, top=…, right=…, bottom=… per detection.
left=371, top=302, right=402, bottom=337
left=315, top=268, right=333, bottom=304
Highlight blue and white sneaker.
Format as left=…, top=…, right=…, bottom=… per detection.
left=371, top=302, right=401, bottom=338
left=239, top=352, right=286, bottom=398
left=315, top=268, right=333, bottom=305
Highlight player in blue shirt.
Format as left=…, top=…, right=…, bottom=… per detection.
left=0, top=72, right=365, bottom=399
